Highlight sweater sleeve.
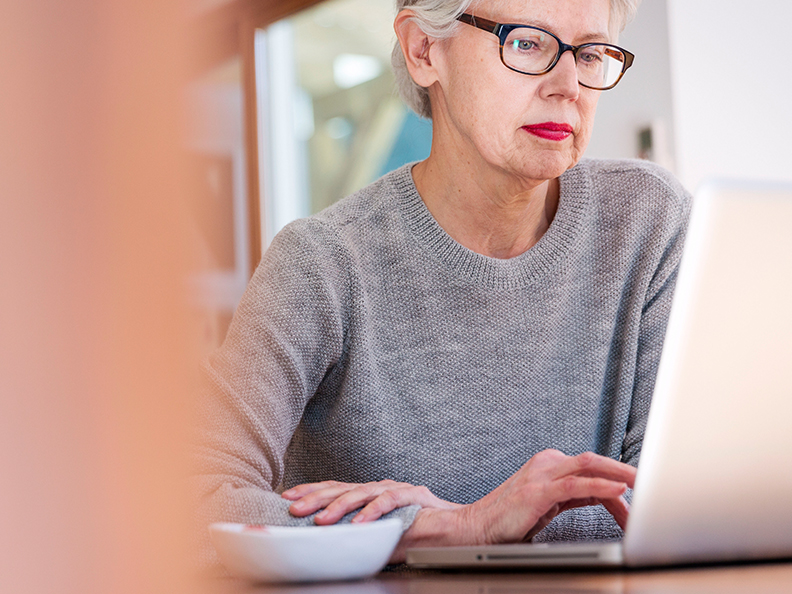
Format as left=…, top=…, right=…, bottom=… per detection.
left=191, top=219, right=418, bottom=568
left=620, top=211, right=690, bottom=471
left=534, top=176, right=692, bottom=543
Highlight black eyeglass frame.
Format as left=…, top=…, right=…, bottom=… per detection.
left=456, top=13, right=635, bottom=91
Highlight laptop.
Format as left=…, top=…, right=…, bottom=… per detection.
left=407, top=180, right=792, bottom=569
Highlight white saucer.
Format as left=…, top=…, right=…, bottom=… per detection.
left=209, top=519, right=403, bottom=583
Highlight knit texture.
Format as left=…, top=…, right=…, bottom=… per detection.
left=193, top=159, right=691, bottom=567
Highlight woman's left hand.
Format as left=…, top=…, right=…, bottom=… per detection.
left=281, top=479, right=461, bottom=525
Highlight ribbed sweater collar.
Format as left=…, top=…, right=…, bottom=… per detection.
left=392, top=161, right=592, bottom=289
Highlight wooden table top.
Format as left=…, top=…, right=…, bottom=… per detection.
left=205, top=561, right=792, bottom=594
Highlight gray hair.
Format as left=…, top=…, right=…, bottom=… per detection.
left=392, top=0, right=642, bottom=119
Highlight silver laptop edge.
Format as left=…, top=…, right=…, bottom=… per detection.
left=407, top=541, right=623, bottom=568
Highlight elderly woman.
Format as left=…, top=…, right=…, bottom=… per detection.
left=195, top=0, right=690, bottom=566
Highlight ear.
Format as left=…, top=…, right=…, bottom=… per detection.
left=394, top=9, right=440, bottom=89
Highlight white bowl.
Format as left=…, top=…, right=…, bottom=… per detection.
left=209, top=519, right=403, bottom=583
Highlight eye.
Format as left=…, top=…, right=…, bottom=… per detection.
left=512, top=39, right=537, bottom=52
left=508, top=30, right=548, bottom=53
left=578, top=48, right=604, bottom=65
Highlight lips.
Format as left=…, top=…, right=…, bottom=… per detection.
left=522, top=122, right=574, bottom=141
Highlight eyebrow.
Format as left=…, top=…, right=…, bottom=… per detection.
left=573, top=31, right=611, bottom=43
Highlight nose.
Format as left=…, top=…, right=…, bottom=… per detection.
left=540, top=49, right=580, bottom=101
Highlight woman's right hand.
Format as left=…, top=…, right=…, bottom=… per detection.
left=466, top=449, right=635, bottom=544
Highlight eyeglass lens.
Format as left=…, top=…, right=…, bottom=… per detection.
left=503, top=27, right=627, bottom=89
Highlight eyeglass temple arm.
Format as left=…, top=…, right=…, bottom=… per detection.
left=457, top=13, right=500, bottom=35
left=622, top=50, right=635, bottom=68
left=603, top=47, right=635, bottom=68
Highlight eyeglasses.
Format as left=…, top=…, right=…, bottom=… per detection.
left=456, top=13, right=634, bottom=91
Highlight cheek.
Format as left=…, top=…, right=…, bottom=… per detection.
left=437, top=36, right=522, bottom=132
left=443, top=62, right=517, bottom=145
left=574, top=95, right=600, bottom=150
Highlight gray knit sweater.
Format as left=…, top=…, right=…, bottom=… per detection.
left=194, top=159, right=691, bottom=565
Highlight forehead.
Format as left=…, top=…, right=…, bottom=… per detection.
left=468, top=0, right=611, bottom=42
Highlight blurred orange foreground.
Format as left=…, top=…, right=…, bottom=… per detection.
left=1, top=1, right=197, bottom=593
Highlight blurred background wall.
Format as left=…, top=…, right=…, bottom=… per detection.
left=665, top=0, right=792, bottom=190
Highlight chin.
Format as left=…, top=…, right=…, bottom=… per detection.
left=515, top=152, right=578, bottom=182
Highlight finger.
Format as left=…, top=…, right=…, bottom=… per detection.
left=351, top=485, right=432, bottom=523
left=555, top=497, right=601, bottom=512
left=288, top=484, right=358, bottom=517
left=602, top=496, right=630, bottom=530
left=547, top=476, right=628, bottom=505
left=352, top=486, right=462, bottom=522
left=281, top=481, right=346, bottom=500
left=552, top=452, right=637, bottom=488
left=314, top=483, right=408, bottom=525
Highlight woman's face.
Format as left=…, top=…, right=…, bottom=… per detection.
left=429, top=0, right=611, bottom=185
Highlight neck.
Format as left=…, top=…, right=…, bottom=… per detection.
left=412, top=143, right=561, bottom=260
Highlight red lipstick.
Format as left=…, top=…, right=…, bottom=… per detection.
left=522, top=122, right=573, bottom=141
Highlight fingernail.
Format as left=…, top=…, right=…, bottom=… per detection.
left=315, top=510, right=326, bottom=519
left=291, top=501, right=305, bottom=511
left=282, top=489, right=295, bottom=498
left=351, top=515, right=364, bottom=523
